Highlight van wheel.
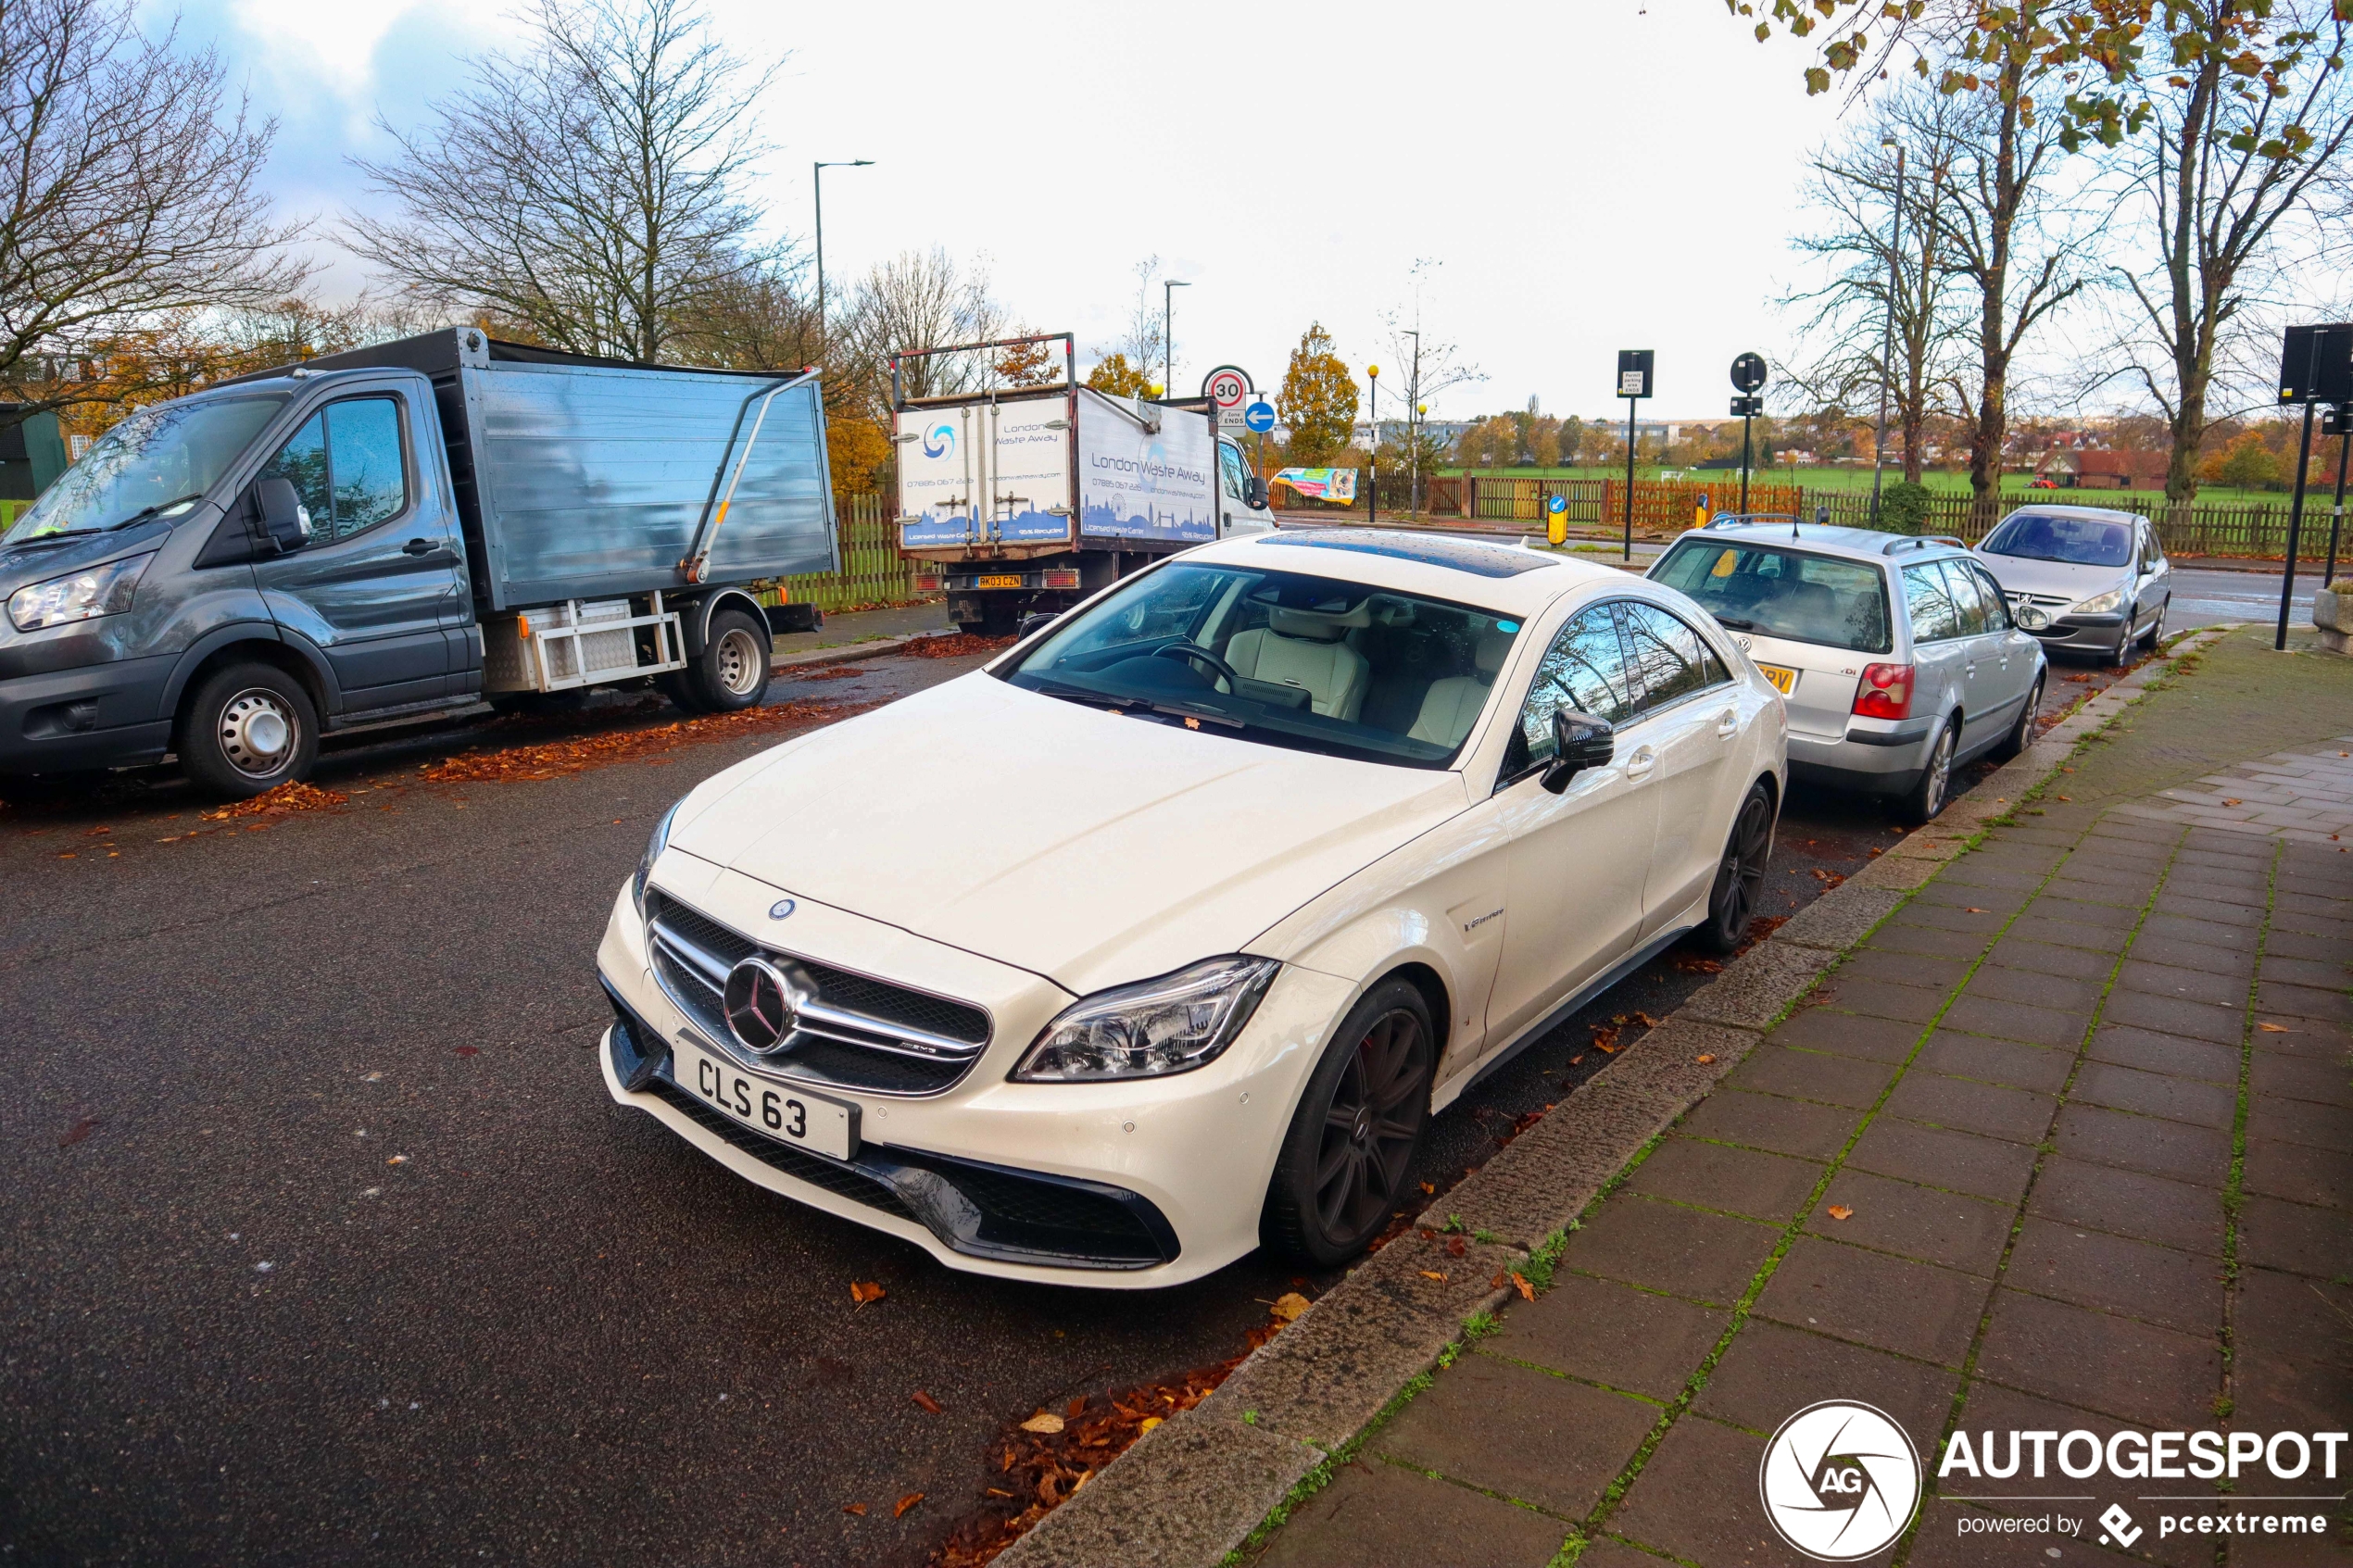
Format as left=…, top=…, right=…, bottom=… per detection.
left=1990, top=674, right=2043, bottom=762
left=1263, top=978, right=1435, bottom=1266
left=655, top=672, right=708, bottom=715
left=179, top=663, right=318, bottom=799
left=683, top=608, right=770, bottom=712
left=1695, top=782, right=1775, bottom=954
left=1899, top=718, right=1957, bottom=826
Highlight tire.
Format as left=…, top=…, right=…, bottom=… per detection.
left=1262, top=978, right=1437, bottom=1266
left=2102, top=607, right=2134, bottom=669
left=1898, top=717, right=1957, bottom=827
left=654, top=671, right=709, bottom=715
left=178, top=662, right=319, bottom=800
left=683, top=608, right=770, bottom=712
left=1695, top=781, right=1775, bottom=955
left=1990, top=671, right=2043, bottom=763
left=973, top=600, right=1020, bottom=639
left=2142, top=597, right=2166, bottom=652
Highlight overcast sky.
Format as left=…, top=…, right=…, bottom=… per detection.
left=172, top=0, right=1897, bottom=420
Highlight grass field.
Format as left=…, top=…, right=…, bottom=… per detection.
left=1439, top=464, right=2303, bottom=510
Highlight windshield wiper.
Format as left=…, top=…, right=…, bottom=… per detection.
left=105, top=494, right=204, bottom=532
left=1020, top=676, right=1138, bottom=713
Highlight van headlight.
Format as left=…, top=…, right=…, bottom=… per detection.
left=7, top=552, right=153, bottom=632
left=2072, top=586, right=2125, bottom=617
left=1013, top=956, right=1280, bottom=1082
left=632, top=798, right=683, bottom=919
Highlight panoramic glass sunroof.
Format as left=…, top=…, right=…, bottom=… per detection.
left=1256, top=530, right=1557, bottom=579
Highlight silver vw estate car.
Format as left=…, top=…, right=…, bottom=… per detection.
left=1650, top=521, right=2046, bottom=824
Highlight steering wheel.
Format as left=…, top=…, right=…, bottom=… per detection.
left=1151, top=642, right=1243, bottom=692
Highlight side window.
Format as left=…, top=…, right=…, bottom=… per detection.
left=1621, top=601, right=1730, bottom=716
left=1217, top=443, right=1247, bottom=501
left=1515, top=604, right=1639, bottom=771
left=1968, top=562, right=2015, bottom=629
left=256, top=397, right=409, bottom=544
left=1902, top=562, right=1962, bottom=643
left=326, top=399, right=408, bottom=535
left=259, top=413, right=329, bottom=534
left=1939, top=558, right=1991, bottom=635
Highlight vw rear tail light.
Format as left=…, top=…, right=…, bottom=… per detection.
left=1853, top=663, right=1915, bottom=720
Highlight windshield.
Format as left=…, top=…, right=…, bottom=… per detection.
left=997, top=562, right=1524, bottom=768
left=1651, top=538, right=1894, bottom=654
left=4, top=394, right=289, bottom=545
left=1980, top=512, right=2133, bottom=568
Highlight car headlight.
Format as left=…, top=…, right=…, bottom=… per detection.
left=2072, top=586, right=2125, bottom=617
left=1013, top=955, right=1280, bottom=1082
left=632, top=798, right=684, bottom=919
left=6, top=552, right=154, bottom=633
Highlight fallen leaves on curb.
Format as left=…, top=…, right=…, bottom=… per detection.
left=1418, top=1269, right=1448, bottom=1283
left=200, top=781, right=349, bottom=820
left=1695, top=1054, right=1717, bottom=1065
left=850, top=1280, right=887, bottom=1308
left=1510, top=1272, right=1536, bottom=1302
left=2259, top=1022, right=2292, bottom=1033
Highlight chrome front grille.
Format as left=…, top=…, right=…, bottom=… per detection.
left=646, top=893, right=991, bottom=1097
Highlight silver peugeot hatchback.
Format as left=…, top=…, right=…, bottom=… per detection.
left=1650, top=521, right=2048, bottom=823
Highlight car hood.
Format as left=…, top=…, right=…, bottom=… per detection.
left=668, top=672, right=1470, bottom=995
left=1973, top=551, right=2129, bottom=602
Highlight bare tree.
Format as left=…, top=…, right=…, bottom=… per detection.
left=674, top=251, right=820, bottom=375
left=1786, top=86, right=1973, bottom=483
left=348, top=0, right=781, bottom=363
left=1111, top=256, right=1166, bottom=391
left=836, top=247, right=1008, bottom=410
left=0, top=0, right=308, bottom=424
left=2108, top=0, right=2353, bottom=503
left=1378, top=259, right=1484, bottom=513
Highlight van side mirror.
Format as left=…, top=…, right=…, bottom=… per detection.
left=251, top=476, right=311, bottom=553
left=1541, top=709, right=1614, bottom=795
left=1244, top=476, right=1269, bottom=511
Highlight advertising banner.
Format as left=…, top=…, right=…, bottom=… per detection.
left=1076, top=390, right=1217, bottom=543
left=1273, top=467, right=1358, bottom=504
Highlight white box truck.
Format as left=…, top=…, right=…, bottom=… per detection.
left=893, top=333, right=1275, bottom=635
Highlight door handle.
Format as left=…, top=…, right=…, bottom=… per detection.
left=402, top=537, right=438, bottom=556
left=1625, top=746, right=1657, bottom=779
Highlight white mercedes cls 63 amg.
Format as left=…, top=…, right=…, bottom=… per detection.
left=596, top=529, right=1788, bottom=1286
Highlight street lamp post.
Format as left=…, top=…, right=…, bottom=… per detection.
left=812, top=159, right=874, bottom=348
left=1163, top=280, right=1189, bottom=398
left=1367, top=364, right=1379, bottom=527
left=1402, top=329, right=1420, bottom=516
left=1870, top=136, right=1906, bottom=529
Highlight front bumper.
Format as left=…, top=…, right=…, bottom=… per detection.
left=0, top=650, right=175, bottom=775
left=2024, top=613, right=2128, bottom=654
left=595, top=881, right=1354, bottom=1288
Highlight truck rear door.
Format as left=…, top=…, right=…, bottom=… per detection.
left=251, top=386, right=466, bottom=709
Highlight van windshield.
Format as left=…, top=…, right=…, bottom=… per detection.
left=1651, top=538, right=1894, bottom=654
left=4, top=394, right=289, bottom=545
left=1980, top=512, right=2134, bottom=568
left=997, top=562, right=1522, bottom=769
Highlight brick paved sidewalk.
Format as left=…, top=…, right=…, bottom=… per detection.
left=1243, top=701, right=2353, bottom=1563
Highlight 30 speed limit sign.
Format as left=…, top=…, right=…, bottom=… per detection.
left=1203, top=365, right=1253, bottom=430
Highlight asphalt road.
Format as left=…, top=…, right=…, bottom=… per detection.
left=0, top=622, right=2165, bottom=1568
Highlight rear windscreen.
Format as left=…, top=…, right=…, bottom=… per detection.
left=1652, top=540, right=1894, bottom=655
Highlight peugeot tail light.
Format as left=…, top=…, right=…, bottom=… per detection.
left=1853, top=663, right=1915, bottom=720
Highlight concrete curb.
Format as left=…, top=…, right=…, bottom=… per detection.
left=771, top=628, right=961, bottom=673
left=992, top=627, right=2235, bottom=1568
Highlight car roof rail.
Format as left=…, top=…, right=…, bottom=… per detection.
left=1705, top=512, right=1797, bottom=529
left=1881, top=533, right=1969, bottom=556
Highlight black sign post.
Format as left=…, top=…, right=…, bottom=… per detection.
left=1617, top=350, right=1654, bottom=558
left=1730, top=352, right=1768, bottom=516
left=2274, top=325, right=2353, bottom=648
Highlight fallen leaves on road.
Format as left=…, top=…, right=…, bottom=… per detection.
left=1511, top=1273, right=1536, bottom=1302
left=58, top=1115, right=99, bottom=1148
left=1966, top=908, right=1989, bottom=914
left=896, top=1493, right=925, bottom=1518
left=912, top=1389, right=945, bottom=1414
left=1591, top=1024, right=1620, bottom=1054
left=797, top=665, right=868, bottom=681
left=1827, top=1205, right=1855, bottom=1221
left=2222, top=798, right=2242, bottom=807
left=850, top=1280, right=887, bottom=1308
left=1268, top=1292, right=1311, bottom=1323
left=1017, top=1411, right=1064, bottom=1435
left=843, top=1502, right=867, bottom=1517
left=421, top=699, right=869, bottom=784
left=199, top=781, right=350, bottom=820
left=900, top=633, right=1017, bottom=661
left=1672, top=955, right=1723, bottom=973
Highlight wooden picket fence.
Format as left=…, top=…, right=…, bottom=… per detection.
left=766, top=492, right=938, bottom=614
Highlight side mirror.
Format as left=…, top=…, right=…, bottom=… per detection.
left=1015, top=610, right=1060, bottom=641
left=1244, top=476, right=1269, bottom=511
left=1541, top=709, right=1614, bottom=795
left=250, top=476, right=311, bottom=553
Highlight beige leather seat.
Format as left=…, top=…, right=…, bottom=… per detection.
left=1406, top=633, right=1512, bottom=747
left=1225, top=606, right=1371, bottom=720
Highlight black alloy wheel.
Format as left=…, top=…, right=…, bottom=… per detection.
left=1264, top=979, right=1435, bottom=1266
left=1696, top=782, right=1775, bottom=954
